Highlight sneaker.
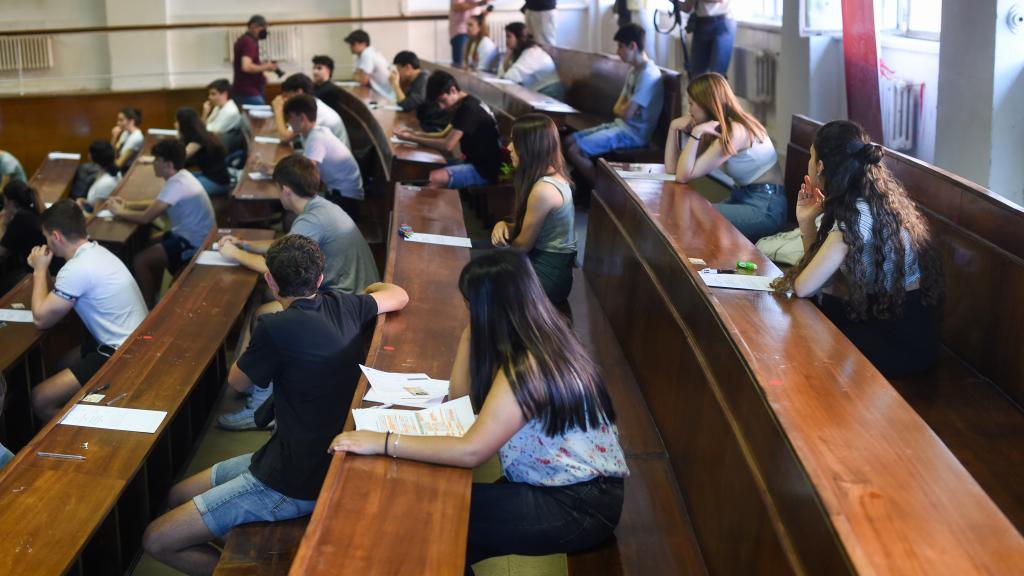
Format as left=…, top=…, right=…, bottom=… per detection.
left=217, top=396, right=273, bottom=431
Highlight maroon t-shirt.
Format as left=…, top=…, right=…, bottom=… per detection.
left=232, top=34, right=265, bottom=97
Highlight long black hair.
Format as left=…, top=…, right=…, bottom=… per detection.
left=2, top=180, right=43, bottom=215
left=504, top=22, right=536, bottom=63
left=175, top=107, right=225, bottom=155
left=458, top=250, right=615, bottom=436
left=509, top=113, right=572, bottom=243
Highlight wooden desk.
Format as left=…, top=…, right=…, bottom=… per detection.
left=230, top=111, right=291, bottom=225
left=0, top=228, right=273, bottom=575
left=29, top=155, right=79, bottom=206
left=585, top=160, right=1024, bottom=574
left=289, top=185, right=472, bottom=575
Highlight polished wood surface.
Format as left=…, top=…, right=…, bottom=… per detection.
left=231, top=113, right=292, bottom=204
left=0, top=228, right=272, bottom=575
left=29, top=156, right=78, bottom=206
left=290, top=185, right=472, bottom=576
left=586, top=159, right=1024, bottom=574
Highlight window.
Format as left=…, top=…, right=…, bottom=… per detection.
left=732, top=0, right=784, bottom=26
left=884, top=0, right=943, bottom=40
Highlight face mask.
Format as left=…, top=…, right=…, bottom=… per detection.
left=258, top=30, right=268, bottom=40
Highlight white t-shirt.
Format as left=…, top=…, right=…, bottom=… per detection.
left=315, top=97, right=351, bottom=149
left=157, top=170, right=216, bottom=249
left=501, top=46, right=560, bottom=93
left=357, top=46, right=396, bottom=100
left=696, top=0, right=732, bottom=17
left=302, top=126, right=364, bottom=200
left=53, top=242, right=148, bottom=347
left=86, top=172, right=122, bottom=205
left=116, top=129, right=144, bottom=158
left=206, top=99, right=242, bottom=135
left=469, top=36, right=498, bottom=73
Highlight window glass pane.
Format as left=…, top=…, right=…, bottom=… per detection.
left=804, top=0, right=843, bottom=34
left=880, top=0, right=899, bottom=30
left=732, top=0, right=783, bottom=22
left=907, top=0, right=942, bottom=34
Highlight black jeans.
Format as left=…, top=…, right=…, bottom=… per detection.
left=466, top=476, right=624, bottom=574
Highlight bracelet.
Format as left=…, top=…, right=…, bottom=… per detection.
left=384, top=430, right=391, bottom=456
left=392, top=433, right=401, bottom=459
left=683, top=131, right=699, bottom=141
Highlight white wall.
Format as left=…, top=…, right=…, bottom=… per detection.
left=878, top=36, right=939, bottom=163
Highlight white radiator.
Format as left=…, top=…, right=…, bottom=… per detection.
left=0, top=36, right=54, bottom=72
left=730, top=47, right=775, bottom=105
left=881, top=78, right=921, bottom=151
left=226, top=27, right=300, bottom=64
left=486, top=12, right=524, bottom=55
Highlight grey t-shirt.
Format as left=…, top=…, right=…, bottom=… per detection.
left=157, top=170, right=216, bottom=249
left=0, top=152, right=26, bottom=182
left=289, top=195, right=380, bottom=294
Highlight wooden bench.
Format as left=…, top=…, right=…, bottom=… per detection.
left=547, top=46, right=683, bottom=163
left=29, top=153, right=79, bottom=207
left=0, top=227, right=272, bottom=575
left=580, top=158, right=1023, bottom=574
left=218, top=184, right=474, bottom=576
left=786, top=114, right=1024, bottom=532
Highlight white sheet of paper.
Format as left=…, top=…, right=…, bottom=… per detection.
left=60, top=404, right=167, bottom=434
left=360, top=365, right=449, bottom=408
left=404, top=232, right=472, bottom=248
left=377, top=104, right=403, bottom=111
left=48, top=152, right=81, bottom=160
left=247, top=172, right=271, bottom=181
left=352, top=396, right=475, bottom=437
left=148, top=128, right=178, bottom=136
left=242, top=103, right=272, bottom=111
left=195, top=251, right=239, bottom=267
left=389, top=135, right=417, bottom=146
left=254, top=135, right=281, bottom=144
left=335, top=80, right=361, bottom=87
left=82, top=393, right=106, bottom=403
left=249, top=109, right=274, bottom=119
left=96, top=209, right=114, bottom=219
left=0, top=309, right=34, bottom=323
left=483, top=77, right=517, bottom=85
left=615, top=169, right=676, bottom=182
left=699, top=272, right=779, bottom=292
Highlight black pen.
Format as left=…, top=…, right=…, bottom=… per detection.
left=700, top=268, right=737, bottom=275
left=89, top=383, right=110, bottom=395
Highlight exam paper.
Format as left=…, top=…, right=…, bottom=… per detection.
left=247, top=172, right=271, bottom=181
left=249, top=109, right=274, bottom=119
left=60, top=404, right=167, bottom=434
left=404, top=233, right=472, bottom=248
left=376, top=104, right=404, bottom=111
left=389, top=135, right=417, bottom=146
left=254, top=135, right=282, bottom=144
left=360, top=365, right=449, bottom=408
left=195, top=251, right=239, bottom=267
left=96, top=209, right=114, bottom=219
left=352, top=396, right=475, bottom=436
left=614, top=169, right=677, bottom=182
left=483, top=77, right=517, bottom=85
left=48, top=152, right=81, bottom=160
left=335, top=80, right=361, bottom=87
left=148, top=128, right=178, bottom=136
left=699, top=272, right=779, bottom=292
left=0, top=309, right=34, bottom=323
left=242, top=103, right=272, bottom=111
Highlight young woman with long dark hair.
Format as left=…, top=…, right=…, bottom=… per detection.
left=175, top=107, right=231, bottom=195
left=772, top=120, right=944, bottom=377
left=664, top=72, right=785, bottom=242
left=0, top=180, right=46, bottom=293
left=464, top=10, right=497, bottom=72
left=499, top=22, right=564, bottom=100
left=491, top=113, right=576, bottom=304
left=330, top=250, right=628, bottom=574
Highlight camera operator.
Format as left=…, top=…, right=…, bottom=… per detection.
left=232, top=15, right=284, bottom=106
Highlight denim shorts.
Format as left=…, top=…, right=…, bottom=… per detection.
left=193, top=453, right=317, bottom=538
left=573, top=121, right=646, bottom=158
left=160, top=231, right=198, bottom=274
left=445, top=163, right=492, bottom=188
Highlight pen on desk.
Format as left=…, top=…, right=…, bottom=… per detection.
left=37, top=451, right=87, bottom=461
left=89, top=383, right=110, bottom=395
left=105, top=392, right=127, bottom=406
left=700, top=268, right=737, bottom=275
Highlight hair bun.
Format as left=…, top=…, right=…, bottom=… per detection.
left=862, top=143, right=884, bottom=165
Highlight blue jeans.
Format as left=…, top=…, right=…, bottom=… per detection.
left=451, top=33, right=470, bottom=66
left=196, top=173, right=231, bottom=196
left=573, top=121, right=646, bottom=157
left=715, top=183, right=786, bottom=242
left=445, top=163, right=492, bottom=188
left=691, top=16, right=737, bottom=76
left=235, top=94, right=266, bottom=107
left=193, top=453, right=316, bottom=538
left=0, top=442, right=14, bottom=469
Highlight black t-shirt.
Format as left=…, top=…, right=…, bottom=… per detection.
left=399, top=70, right=429, bottom=112
left=1, top=208, right=45, bottom=271
left=452, top=95, right=501, bottom=183
left=185, top=139, right=230, bottom=185
left=238, top=289, right=379, bottom=500
left=524, top=0, right=557, bottom=10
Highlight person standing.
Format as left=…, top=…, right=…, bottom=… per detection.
left=232, top=15, right=281, bottom=106
left=449, top=0, right=488, bottom=67
left=523, top=0, right=557, bottom=46
left=680, top=0, right=736, bottom=76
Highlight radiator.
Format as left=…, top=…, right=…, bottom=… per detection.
left=730, top=47, right=775, bottom=105
left=486, top=12, right=524, bottom=55
left=0, top=36, right=54, bottom=72
left=880, top=78, right=921, bottom=151
left=226, top=27, right=300, bottom=64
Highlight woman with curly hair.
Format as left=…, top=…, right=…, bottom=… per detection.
left=772, top=120, right=944, bottom=378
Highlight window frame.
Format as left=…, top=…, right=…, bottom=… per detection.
left=882, top=0, right=941, bottom=42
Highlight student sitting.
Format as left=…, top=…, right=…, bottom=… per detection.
left=217, top=154, right=379, bottom=430
left=499, top=22, right=564, bottom=100
left=108, top=139, right=216, bottom=308
left=344, top=29, right=396, bottom=100
left=0, top=150, right=26, bottom=189
left=395, top=71, right=502, bottom=189
left=492, top=114, right=576, bottom=304
left=79, top=141, right=122, bottom=210
left=664, top=72, right=786, bottom=242
left=201, top=79, right=242, bottom=150
left=565, top=24, right=664, bottom=185
left=282, top=95, right=364, bottom=220
left=142, top=235, right=409, bottom=575
left=311, top=54, right=346, bottom=115
left=465, top=11, right=498, bottom=73
left=772, top=120, right=944, bottom=378
left=111, top=107, right=145, bottom=170
left=272, top=73, right=350, bottom=149
left=0, top=181, right=46, bottom=294
left=389, top=51, right=429, bottom=113
left=331, top=250, right=627, bottom=574
left=28, top=201, right=148, bottom=421
left=176, top=107, right=232, bottom=196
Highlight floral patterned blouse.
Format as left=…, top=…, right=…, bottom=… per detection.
left=499, top=419, right=629, bottom=486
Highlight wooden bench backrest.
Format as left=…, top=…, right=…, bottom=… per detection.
left=787, top=115, right=1024, bottom=406
left=547, top=45, right=683, bottom=148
